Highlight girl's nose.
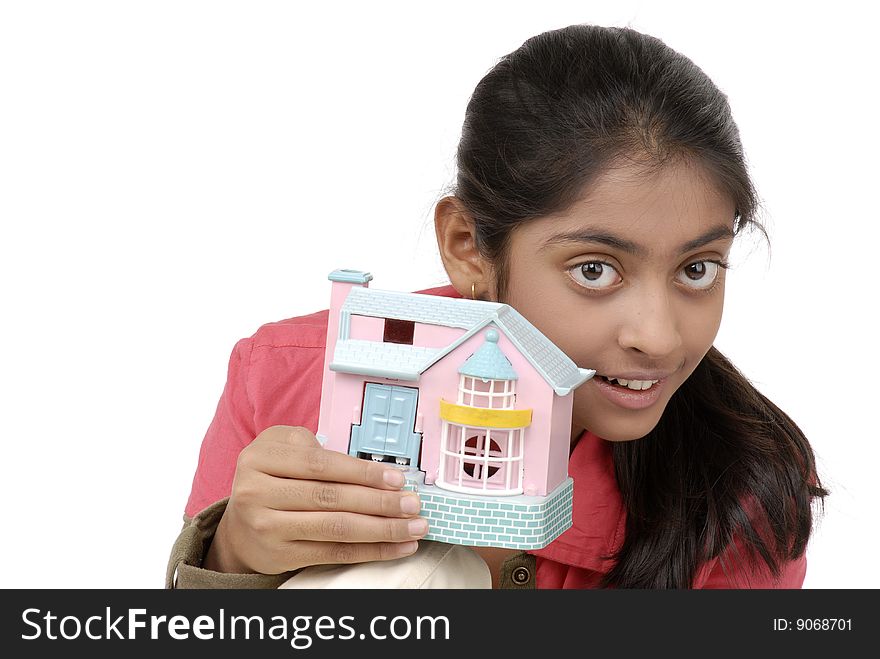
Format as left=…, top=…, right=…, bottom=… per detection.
left=617, top=288, right=683, bottom=359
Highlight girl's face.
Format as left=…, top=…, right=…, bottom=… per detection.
left=501, top=159, right=736, bottom=442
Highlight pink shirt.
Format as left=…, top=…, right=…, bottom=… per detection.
left=185, top=284, right=806, bottom=588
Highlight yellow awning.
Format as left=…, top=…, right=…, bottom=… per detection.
left=439, top=399, right=532, bottom=429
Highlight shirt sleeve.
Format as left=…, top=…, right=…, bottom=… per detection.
left=184, top=337, right=258, bottom=518
left=166, top=498, right=299, bottom=589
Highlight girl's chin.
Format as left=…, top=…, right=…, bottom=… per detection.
left=576, top=380, right=673, bottom=442
left=596, top=430, right=649, bottom=442
left=579, top=409, right=665, bottom=442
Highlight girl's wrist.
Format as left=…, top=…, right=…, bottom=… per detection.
left=203, top=517, right=251, bottom=574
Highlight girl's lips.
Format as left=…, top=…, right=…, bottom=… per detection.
left=593, top=375, right=667, bottom=410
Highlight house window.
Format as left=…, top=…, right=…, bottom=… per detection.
left=462, top=435, right=501, bottom=479
left=457, top=376, right=516, bottom=409
left=383, top=318, right=415, bottom=345
left=437, top=424, right=524, bottom=495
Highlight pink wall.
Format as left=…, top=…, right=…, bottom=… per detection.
left=317, top=280, right=366, bottom=444
left=349, top=314, right=385, bottom=341
left=547, top=392, right=576, bottom=490
left=413, top=323, right=462, bottom=349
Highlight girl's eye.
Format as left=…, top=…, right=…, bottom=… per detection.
left=676, top=261, right=723, bottom=290
left=568, top=262, right=622, bottom=289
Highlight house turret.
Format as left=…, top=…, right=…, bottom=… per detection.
left=438, top=328, right=531, bottom=495
left=456, top=328, right=518, bottom=410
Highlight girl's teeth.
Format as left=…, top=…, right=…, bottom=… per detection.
left=605, top=376, right=658, bottom=391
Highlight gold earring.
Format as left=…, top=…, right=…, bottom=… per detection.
left=471, top=282, right=477, bottom=300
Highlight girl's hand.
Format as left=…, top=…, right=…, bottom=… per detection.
left=203, top=425, right=426, bottom=575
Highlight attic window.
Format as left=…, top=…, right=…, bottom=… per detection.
left=383, top=318, right=415, bottom=345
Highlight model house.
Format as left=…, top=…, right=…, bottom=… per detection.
left=316, top=269, right=595, bottom=550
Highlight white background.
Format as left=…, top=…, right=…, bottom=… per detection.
left=1, top=1, right=876, bottom=588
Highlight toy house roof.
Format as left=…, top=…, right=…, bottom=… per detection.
left=329, top=286, right=594, bottom=396
left=458, top=329, right=518, bottom=381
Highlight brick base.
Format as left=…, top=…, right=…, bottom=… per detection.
left=402, top=471, right=573, bottom=550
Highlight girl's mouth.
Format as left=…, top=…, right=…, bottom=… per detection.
left=594, top=374, right=667, bottom=410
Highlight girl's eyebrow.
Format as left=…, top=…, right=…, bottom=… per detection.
left=539, top=225, right=734, bottom=256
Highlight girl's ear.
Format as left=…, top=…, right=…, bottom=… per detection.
left=434, top=196, right=496, bottom=300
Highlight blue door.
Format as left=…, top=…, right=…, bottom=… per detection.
left=350, top=384, right=421, bottom=466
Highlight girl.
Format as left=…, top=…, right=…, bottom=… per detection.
left=167, top=24, right=826, bottom=589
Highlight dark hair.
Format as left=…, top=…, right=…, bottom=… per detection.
left=451, top=24, right=826, bottom=588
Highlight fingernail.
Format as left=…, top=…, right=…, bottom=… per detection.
left=397, top=541, right=419, bottom=556
left=383, top=469, right=405, bottom=488
left=408, top=518, right=428, bottom=537
left=400, top=495, right=421, bottom=515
